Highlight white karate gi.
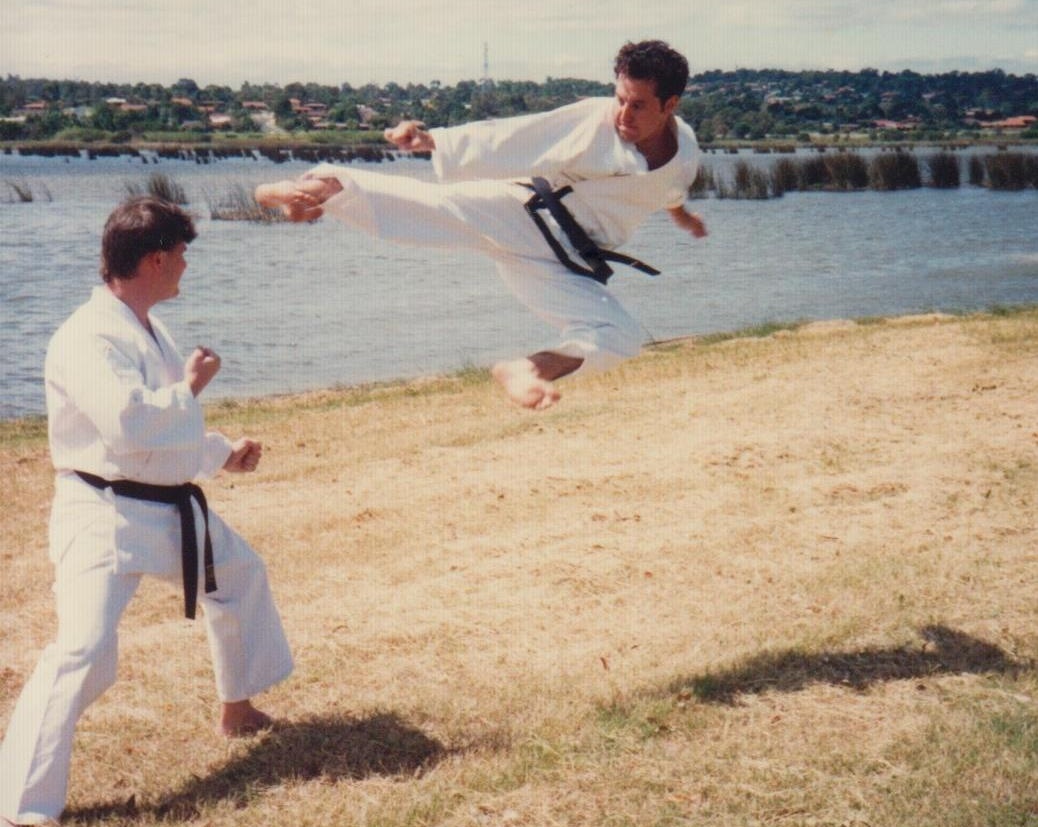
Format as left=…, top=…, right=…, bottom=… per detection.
left=309, top=97, right=701, bottom=374
left=0, top=286, right=293, bottom=824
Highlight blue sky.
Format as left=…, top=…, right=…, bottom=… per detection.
left=4, top=0, right=1038, bottom=86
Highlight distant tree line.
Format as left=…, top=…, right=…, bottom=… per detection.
left=1, top=68, right=1036, bottom=144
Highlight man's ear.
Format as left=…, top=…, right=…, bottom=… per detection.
left=662, top=95, right=680, bottom=116
left=136, top=249, right=163, bottom=275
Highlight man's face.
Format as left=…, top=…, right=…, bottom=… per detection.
left=613, top=74, right=678, bottom=147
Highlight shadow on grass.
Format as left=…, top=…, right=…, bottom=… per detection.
left=65, top=711, right=447, bottom=823
left=681, top=624, right=1029, bottom=705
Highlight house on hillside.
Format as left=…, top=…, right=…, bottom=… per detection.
left=981, top=115, right=1037, bottom=130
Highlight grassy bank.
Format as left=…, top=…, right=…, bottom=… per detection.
left=2, top=310, right=1038, bottom=826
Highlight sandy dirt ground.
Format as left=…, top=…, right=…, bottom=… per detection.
left=1, top=312, right=1036, bottom=825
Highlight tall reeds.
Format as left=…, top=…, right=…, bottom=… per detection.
left=206, top=183, right=285, bottom=223
left=968, top=155, right=986, bottom=187
left=869, top=151, right=922, bottom=190
left=688, top=164, right=714, bottom=199
left=124, top=172, right=188, bottom=204
left=983, top=152, right=1038, bottom=190
left=716, top=160, right=772, bottom=199
left=770, top=158, right=799, bottom=195
left=4, top=180, right=52, bottom=203
left=927, top=152, right=961, bottom=188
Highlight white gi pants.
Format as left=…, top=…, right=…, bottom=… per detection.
left=313, top=165, right=643, bottom=373
left=0, top=478, right=293, bottom=824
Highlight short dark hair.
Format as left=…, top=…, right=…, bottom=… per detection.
left=100, top=196, right=197, bottom=282
left=614, top=40, right=689, bottom=102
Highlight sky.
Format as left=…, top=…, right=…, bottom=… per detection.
left=3, top=0, right=1038, bottom=88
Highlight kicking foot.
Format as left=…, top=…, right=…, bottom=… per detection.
left=492, top=359, right=561, bottom=410
left=254, top=178, right=340, bottom=222
left=217, top=700, right=273, bottom=738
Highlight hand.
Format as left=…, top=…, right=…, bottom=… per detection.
left=669, top=206, right=708, bottom=238
left=685, top=212, right=708, bottom=238
left=185, top=346, right=221, bottom=397
left=383, top=120, right=436, bottom=152
left=224, top=438, right=262, bottom=473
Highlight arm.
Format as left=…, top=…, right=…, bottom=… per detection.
left=384, top=120, right=436, bottom=152
left=668, top=205, right=708, bottom=238
left=428, top=97, right=608, bottom=182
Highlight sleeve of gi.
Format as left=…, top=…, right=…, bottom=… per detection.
left=429, top=97, right=610, bottom=182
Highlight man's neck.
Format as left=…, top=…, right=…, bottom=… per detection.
left=107, top=281, right=154, bottom=332
left=637, top=122, right=678, bottom=171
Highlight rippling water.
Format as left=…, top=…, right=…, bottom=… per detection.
left=1, top=147, right=1036, bottom=418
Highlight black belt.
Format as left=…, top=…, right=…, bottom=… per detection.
left=74, top=470, right=216, bottom=619
left=524, top=176, right=660, bottom=285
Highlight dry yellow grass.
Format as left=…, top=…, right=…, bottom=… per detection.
left=2, top=311, right=1037, bottom=827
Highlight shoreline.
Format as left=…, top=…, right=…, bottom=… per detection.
left=3, top=307, right=1033, bottom=436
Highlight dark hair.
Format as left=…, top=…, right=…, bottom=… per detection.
left=100, top=196, right=197, bottom=282
left=614, top=40, right=689, bottom=102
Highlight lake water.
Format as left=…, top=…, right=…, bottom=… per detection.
left=2, top=147, right=1037, bottom=419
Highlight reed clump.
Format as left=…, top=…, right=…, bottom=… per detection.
left=824, top=152, right=870, bottom=190
left=206, top=183, right=285, bottom=222
left=968, top=155, right=986, bottom=186
left=983, top=152, right=1038, bottom=190
left=717, top=160, right=773, bottom=199
left=869, top=150, right=922, bottom=190
left=927, top=152, right=961, bottom=188
left=796, top=155, right=831, bottom=190
left=688, top=164, right=714, bottom=199
left=770, top=157, right=799, bottom=194
left=4, top=180, right=52, bottom=202
left=125, top=172, right=188, bottom=204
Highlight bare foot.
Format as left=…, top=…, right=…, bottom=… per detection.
left=492, top=359, right=561, bottom=410
left=254, top=178, right=339, bottom=222
left=217, top=700, right=273, bottom=738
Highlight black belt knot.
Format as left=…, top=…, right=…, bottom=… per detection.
left=74, top=470, right=216, bottom=619
left=524, top=176, right=660, bottom=285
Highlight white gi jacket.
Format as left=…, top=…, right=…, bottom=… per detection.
left=45, top=286, right=231, bottom=575
left=430, top=96, right=702, bottom=250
